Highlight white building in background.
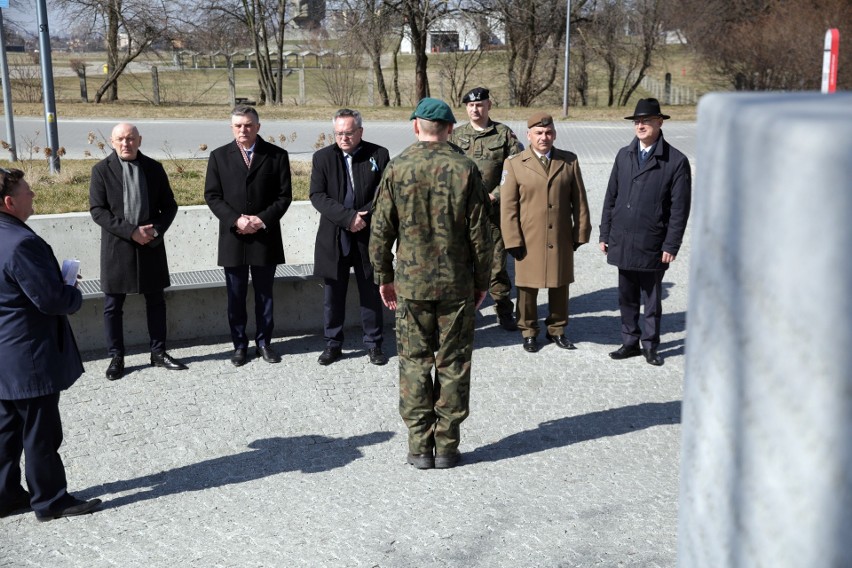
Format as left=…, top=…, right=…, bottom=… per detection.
left=399, top=14, right=505, bottom=54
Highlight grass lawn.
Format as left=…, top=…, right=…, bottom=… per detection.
left=2, top=45, right=713, bottom=214
left=0, top=158, right=313, bottom=214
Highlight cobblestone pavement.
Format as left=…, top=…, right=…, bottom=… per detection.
left=1, top=127, right=692, bottom=567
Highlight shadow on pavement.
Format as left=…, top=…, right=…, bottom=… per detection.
left=80, top=431, right=394, bottom=510
left=467, top=401, right=681, bottom=464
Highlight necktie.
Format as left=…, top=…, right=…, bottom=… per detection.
left=539, top=154, right=549, bottom=171
left=340, top=153, right=355, bottom=256
left=240, top=144, right=252, bottom=168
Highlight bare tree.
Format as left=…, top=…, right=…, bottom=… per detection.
left=390, top=26, right=404, bottom=106
left=576, top=0, right=663, bottom=107
left=51, top=0, right=173, bottom=102
left=197, top=0, right=289, bottom=104
left=439, top=47, right=483, bottom=106
left=474, top=0, right=588, bottom=107
left=385, top=0, right=452, bottom=102
left=317, top=52, right=363, bottom=106
left=334, top=0, right=402, bottom=106
left=7, top=54, right=43, bottom=103
left=670, top=0, right=851, bottom=91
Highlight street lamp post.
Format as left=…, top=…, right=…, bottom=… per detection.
left=36, top=0, right=60, bottom=173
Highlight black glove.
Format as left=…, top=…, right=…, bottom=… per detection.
left=507, top=246, right=526, bottom=261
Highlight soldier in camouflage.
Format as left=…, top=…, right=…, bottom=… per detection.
left=450, top=87, right=523, bottom=331
left=370, top=98, right=493, bottom=470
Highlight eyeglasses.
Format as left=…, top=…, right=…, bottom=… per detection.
left=633, top=117, right=661, bottom=126
left=334, top=130, right=360, bottom=138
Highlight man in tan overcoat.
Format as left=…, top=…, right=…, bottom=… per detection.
left=500, top=112, right=591, bottom=353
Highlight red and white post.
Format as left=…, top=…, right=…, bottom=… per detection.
left=821, top=28, right=840, bottom=94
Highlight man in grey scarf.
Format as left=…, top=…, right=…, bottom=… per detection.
left=89, top=123, right=187, bottom=380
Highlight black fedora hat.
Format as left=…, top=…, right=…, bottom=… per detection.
left=625, top=98, right=671, bottom=120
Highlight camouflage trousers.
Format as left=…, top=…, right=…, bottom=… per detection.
left=489, top=213, right=513, bottom=317
left=396, top=296, right=475, bottom=455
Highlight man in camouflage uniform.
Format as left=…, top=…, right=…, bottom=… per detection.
left=450, top=87, right=523, bottom=331
left=370, top=98, right=493, bottom=470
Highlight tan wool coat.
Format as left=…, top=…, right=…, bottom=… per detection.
left=500, top=147, right=591, bottom=288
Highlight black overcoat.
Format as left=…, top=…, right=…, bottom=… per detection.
left=89, top=151, right=178, bottom=294
left=309, top=140, right=390, bottom=280
left=599, top=132, right=692, bottom=272
left=204, top=138, right=292, bottom=267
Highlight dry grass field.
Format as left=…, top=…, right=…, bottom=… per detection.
left=1, top=45, right=713, bottom=213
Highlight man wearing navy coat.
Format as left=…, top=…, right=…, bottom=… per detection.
left=599, top=98, right=692, bottom=366
left=0, top=168, right=101, bottom=521
left=310, top=109, right=390, bottom=366
left=205, top=106, right=293, bottom=367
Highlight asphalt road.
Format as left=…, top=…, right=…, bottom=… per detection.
left=5, top=116, right=697, bottom=164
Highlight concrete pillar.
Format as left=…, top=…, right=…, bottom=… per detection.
left=679, top=92, right=852, bottom=567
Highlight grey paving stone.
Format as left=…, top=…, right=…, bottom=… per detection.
left=1, top=125, right=691, bottom=568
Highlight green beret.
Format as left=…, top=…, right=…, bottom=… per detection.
left=410, top=97, right=457, bottom=124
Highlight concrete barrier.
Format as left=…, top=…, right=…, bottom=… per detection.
left=679, top=92, right=852, bottom=567
left=29, top=203, right=376, bottom=353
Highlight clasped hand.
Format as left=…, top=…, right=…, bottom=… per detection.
left=235, top=215, right=265, bottom=234
left=132, top=224, right=156, bottom=245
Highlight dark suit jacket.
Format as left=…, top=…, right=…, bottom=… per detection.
left=309, top=140, right=390, bottom=279
left=89, top=151, right=178, bottom=294
left=0, top=212, right=84, bottom=400
left=204, top=138, right=292, bottom=267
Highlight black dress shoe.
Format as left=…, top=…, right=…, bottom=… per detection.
left=0, top=491, right=30, bottom=518
left=231, top=348, right=247, bottom=367
left=643, top=348, right=664, bottom=366
left=105, top=355, right=124, bottom=380
left=609, top=345, right=642, bottom=360
left=497, top=312, right=518, bottom=331
left=318, top=346, right=342, bottom=366
left=36, top=497, right=102, bottom=522
left=150, top=351, right=188, bottom=370
left=522, top=337, right=538, bottom=353
left=546, top=333, right=577, bottom=349
left=368, top=347, right=388, bottom=366
left=256, top=345, right=281, bottom=364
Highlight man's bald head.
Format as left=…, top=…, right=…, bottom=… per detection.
left=111, top=123, right=142, bottom=161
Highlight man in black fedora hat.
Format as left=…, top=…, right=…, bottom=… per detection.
left=598, top=98, right=692, bottom=366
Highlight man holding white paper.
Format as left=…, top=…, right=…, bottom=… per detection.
left=1, top=167, right=102, bottom=521
left=89, top=123, right=186, bottom=380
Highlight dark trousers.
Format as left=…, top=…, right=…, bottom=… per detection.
left=103, top=290, right=166, bottom=356
left=225, top=264, right=276, bottom=349
left=488, top=214, right=513, bottom=316
left=323, top=246, right=383, bottom=349
left=516, top=285, right=569, bottom=338
left=618, top=269, right=665, bottom=349
left=0, top=394, right=70, bottom=514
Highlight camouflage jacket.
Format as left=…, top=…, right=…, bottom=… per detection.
left=369, top=141, right=494, bottom=300
left=450, top=121, right=522, bottom=200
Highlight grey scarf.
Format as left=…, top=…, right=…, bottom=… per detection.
left=120, top=158, right=149, bottom=225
